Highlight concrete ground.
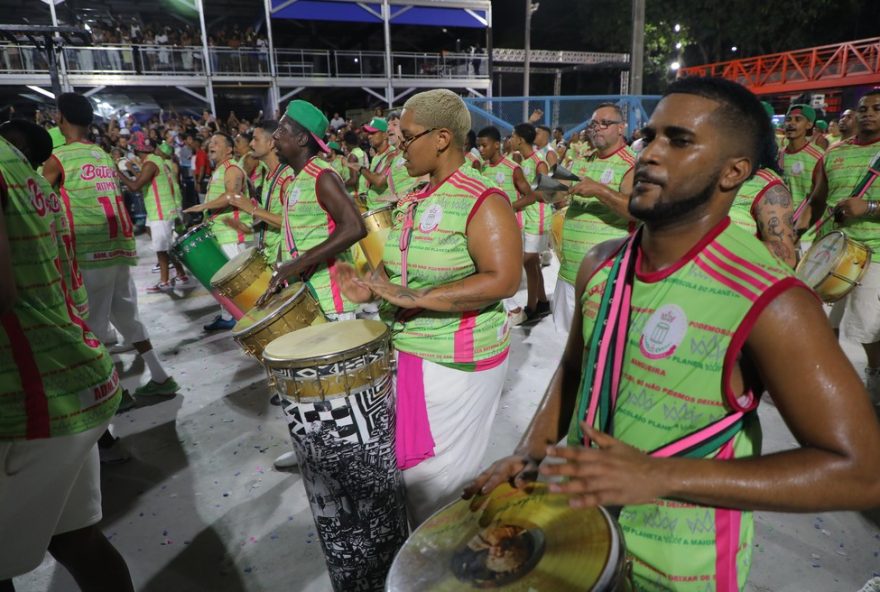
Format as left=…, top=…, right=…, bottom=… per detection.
left=13, top=234, right=880, bottom=591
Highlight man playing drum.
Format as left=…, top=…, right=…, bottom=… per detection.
left=465, top=77, right=880, bottom=592
left=337, top=89, right=522, bottom=525
left=352, top=117, right=397, bottom=210
left=800, top=89, right=880, bottom=404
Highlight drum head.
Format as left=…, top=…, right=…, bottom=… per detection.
left=212, top=246, right=259, bottom=284
left=263, top=319, right=388, bottom=364
left=363, top=204, right=395, bottom=218
left=386, top=484, right=618, bottom=591
left=232, top=282, right=305, bottom=336
left=797, top=232, right=846, bottom=286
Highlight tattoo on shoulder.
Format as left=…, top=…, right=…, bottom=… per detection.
left=762, top=184, right=792, bottom=207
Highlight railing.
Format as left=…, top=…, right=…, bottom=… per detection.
left=0, top=42, right=491, bottom=81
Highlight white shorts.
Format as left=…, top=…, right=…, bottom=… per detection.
left=523, top=232, right=549, bottom=254
left=148, top=219, right=174, bottom=252
left=401, top=355, right=508, bottom=526
left=827, top=263, right=880, bottom=344
left=81, top=265, right=149, bottom=344
left=551, top=277, right=576, bottom=334
left=0, top=421, right=108, bottom=578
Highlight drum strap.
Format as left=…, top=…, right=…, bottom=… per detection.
left=575, top=229, right=750, bottom=459
left=849, top=151, right=880, bottom=200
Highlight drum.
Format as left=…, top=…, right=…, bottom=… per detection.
left=795, top=231, right=872, bottom=303
left=550, top=205, right=568, bottom=262
left=358, top=204, right=394, bottom=272
left=232, top=282, right=327, bottom=360
left=171, top=224, right=241, bottom=316
left=386, top=483, right=631, bottom=591
left=262, top=320, right=408, bottom=592
left=210, top=246, right=272, bottom=316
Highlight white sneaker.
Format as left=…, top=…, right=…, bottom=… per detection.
left=151, top=263, right=161, bottom=273
left=273, top=450, right=299, bottom=470
left=508, top=308, right=526, bottom=326
left=865, top=367, right=880, bottom=406
left=857, top=577, right=880, bottom=592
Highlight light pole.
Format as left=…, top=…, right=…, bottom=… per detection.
left=629, top=0, right=645, bottom=95
left=523, top=1, right=539, bottom=121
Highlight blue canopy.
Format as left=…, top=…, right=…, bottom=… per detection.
left=270, top=1, right=489, bottom=28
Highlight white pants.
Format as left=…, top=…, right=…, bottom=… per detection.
left=523, top=232, right=549, bottom=254
left=402, top=356, right=508, bottom=526
left=551, top=277, right=576, bottom=334
left=0, top=421, right=108, bottom=578
left=81, top=265, right=149, bottom=344
left=148, top=219, right=174, bottom=253
left=827, top=263, right=880, bottom=344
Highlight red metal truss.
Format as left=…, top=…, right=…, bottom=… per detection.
left=680, top=37, right=880, bottom=95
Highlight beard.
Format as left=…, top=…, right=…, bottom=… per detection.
left=629, top=171, right=718, bottom=226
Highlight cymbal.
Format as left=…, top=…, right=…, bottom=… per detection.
left=386, top=483, right=624, bottom=591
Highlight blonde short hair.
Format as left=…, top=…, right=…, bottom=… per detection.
left=403, top=89, right=471, bottom=147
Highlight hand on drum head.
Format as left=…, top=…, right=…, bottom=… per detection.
left=461, top=455, right=540, bottom=509
left=336, top=262, right=374, bottom=304
left=256, top=259, right=301, bottom=307
left=833, top=198, right=869, bottom=223
left=540, top=424, right=665, bottom=509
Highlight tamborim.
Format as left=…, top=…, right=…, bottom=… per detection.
left=262, top=320, right=408, bottom=592
left=210, top=246, right=272, bottom=315
left=796, top=231, right=871, bottom=303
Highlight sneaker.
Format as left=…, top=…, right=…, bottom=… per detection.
left=865, top=367, right=880, bottom=406
left=107, top=342, right=136, bottom=354
left=269, top=393, right=283, bottom=406
left=147, top=282, right=173, bottom=293
left=152, top=263, right=161, bottom=273
left=99, top=436, right=131, bottom=465
left=273, top=450, right=299, bottom=470
left=204, top=315, right=236, bottom=331
left=522, top=300, right=552, bottom=325
left=508, top=308, right=526, bottom=326
left=116, top=389, right=136, bottom=413
left=134, top=377, right=180, bottom=398
left=172, top=274, right=190, bottom=286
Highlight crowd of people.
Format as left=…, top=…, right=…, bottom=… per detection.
left=1, top=79, right=880, bottom=592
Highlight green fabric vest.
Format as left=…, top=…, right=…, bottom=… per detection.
left=0, top=136, right=120, bottom=440
left=519, top=151, right=548, bottom=236
left=781, top=143, right=823, bottom=210
left=560, top=145, right=636, bottom=284
left=380, top=163, right=510, bottom=368
left=144, top=154, right=179, bottom=221
left=821, top=137, right=880, bottom=261
left=570, top=218, right=796, bottom=591
left=387, top=151, right=422, bottom=201
left=282, top=157, right=355, bottom=315
left=365, top=146, right=395, bottom=210
left=483, top=156, right=522, bottom=228
left=51, top=141, right=137, bottom=269
left=259, top=162, right=294, bottom=264
left=329, top=155, right=351, bottom=184
left=207, top=158, right=252, bottom=246
left=730, top=169, right=784, bottom=237
left=350, top=147, right=368, bottom=195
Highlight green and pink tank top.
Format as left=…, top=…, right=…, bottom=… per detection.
left=483, top=156, right=523, bottom=228
left=50, top=141, right=137, bottom=269
left=365, top=146, right=395, bottom=210
left=381, top=162, right=510, bottom=369
left=0, top=136, right=120, bottom=440
left=282, top=157, right=355, bottom=316
left=821, top=137, right=880, bottom=261
left=519, top=151, right=548, bottom=236
left=259, top=162, right=294, bottom=264
left=207, top=158, right=252, bottom=246
left=729, top=168, right=784, bottom=238
left=144, top=154, right=179, bottom=222
left=570, top=217, right=801, bottom=591
left=780, top=142, right=822, bottom=217
left=560, top=145, right=636, bottom=284
left=387, top=150, right=422, bottom=202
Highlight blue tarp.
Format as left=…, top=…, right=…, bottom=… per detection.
left=271, top=1, right=488, bottom=28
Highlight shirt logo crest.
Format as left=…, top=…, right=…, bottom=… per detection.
left=418, top=204, right=443, bottom=233
left=600, top=168, right=614, bottom=185
left=639, top=304, right=688, bottom=360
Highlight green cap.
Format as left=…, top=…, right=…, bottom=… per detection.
left=284, top=99, right=330, bottom=153
left=48, top=126, right=65, bottom=149
left=363, top=117, right=388, bottom=133
left=786, top=104, right=816, bottom=123
left=760, top=101, right=775, bottom=119
left=815, top=119, right=828, bottom=132
left=327, top=141, right=341, bottom=152
left=159, top=142, right=173, bottom=156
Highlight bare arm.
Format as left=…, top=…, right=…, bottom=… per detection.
left=569, top=168, right=634, bottom=220
left=510, top=167, right=538, bottom=211
left=118, top=160, right=158, bottom=192
left=366, top=193, right=523, bottom=312
left=41, top=155, right=62, bottom=188
left=353, top=163, right=389, bottom=193
left=754, top=182, right=797, bottom=267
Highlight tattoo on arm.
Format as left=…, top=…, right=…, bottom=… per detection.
left=757, top=185, right=797, bottom=267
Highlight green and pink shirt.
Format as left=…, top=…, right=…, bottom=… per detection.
left=729, top=168, right=784, bottom=238
left=519, top=151, right=548, bottom=236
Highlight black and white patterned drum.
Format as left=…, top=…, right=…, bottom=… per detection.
left=262, top=319, right=408, bottom=592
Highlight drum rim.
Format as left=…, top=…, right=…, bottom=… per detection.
left=262, top=321, right=391, bottom=368
left=231, top=283, right=308, bottom=338
left=363, top=204, right=395, bottom=218
left=210, top=246, right=264, bottom=287
left=175, top=223, right=213, bottom=244
left=797, top=230, right=871, bottom=288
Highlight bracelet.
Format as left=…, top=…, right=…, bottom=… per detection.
left=867, top=200, right=879, bottom=217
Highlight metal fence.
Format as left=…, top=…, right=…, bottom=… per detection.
left=463, top=95, right=662, bottom=139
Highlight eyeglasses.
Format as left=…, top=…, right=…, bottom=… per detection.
left=587, top=119, right=623, bottom=130
left=399, top=128, right=437, bottom=152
